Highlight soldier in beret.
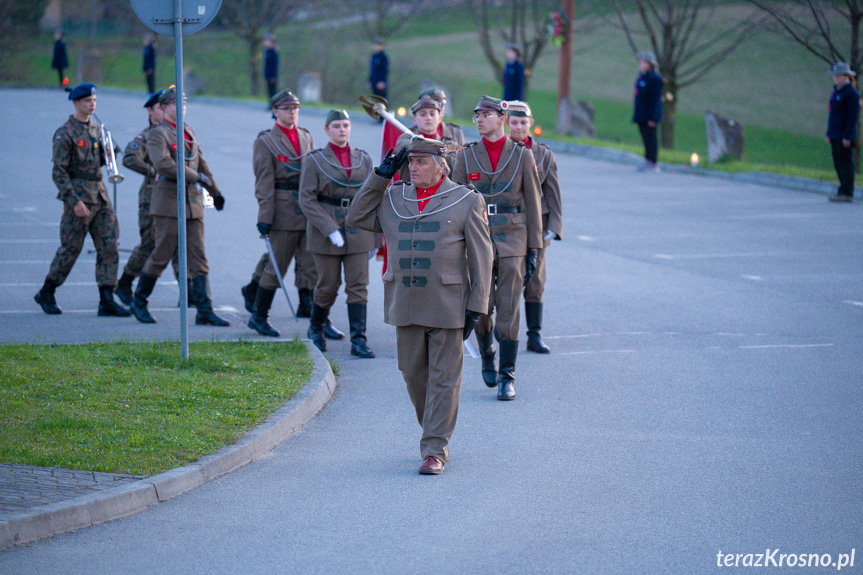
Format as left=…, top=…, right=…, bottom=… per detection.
left=300, top=110, right=376, bottom=357
left=116, top=90, right=185, bottom=307
left=34, top=83, right=130, bottom=318
left=129, top=87, right=230, bottom=326
left=348, top=136, right=493, bottom=475
left=244, top=90, right=319, bottom=336
left=505, top=100, right=563, bottom=354
left=451, top=95, right=542, bottom=401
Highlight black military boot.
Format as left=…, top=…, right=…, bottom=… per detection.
left=34, top=278, right=62, bottom=315
left=116, top=272, right=135, bottom=305
left=308, top=303, right=328, bottom=352
left=525, top=302, right=551, bottom=354
left=347, top=302, right=375, bottom=358
left=324, top=318, right=345, bottom=340
left=130, top=273, right=158, bottom=324
left=97, top=286, right=131, bottom=317
left=497, top=338, right=518, bottom=401
left=475, top=331, right=498, bottom=388
left=241, top=280, right=259, bottom=313
left=192, top=275, right=230, bottom=326
left=296, top=288, right=312, bottom=318
left=248, top=287, right=280, bottom=337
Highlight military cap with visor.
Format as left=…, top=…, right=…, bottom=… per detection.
left=418, top=87, right=447, bottom=104
left=410, top=96, right=441, bottom=115
left=68, top=83, right=97, bottom=101
left=271, top=89, right=300, bottom=108
left=158, top=87, right=186, bottom=105
left=325, top=109, right=350, bottom=125
left=407, top=135, right=449, bottom=158
left=502, top=100, right=531, bottom=117
left=474, top=95, right=505, bottom=114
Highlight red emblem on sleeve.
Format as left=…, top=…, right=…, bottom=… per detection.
left=277, top=154, right=288, bottom=163
left=76, top=139, right=86, bottom=147
left=468, top=172, right=481, bottom=181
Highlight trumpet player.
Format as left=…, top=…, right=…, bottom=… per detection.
left=34, top=83, right=130, bottom=317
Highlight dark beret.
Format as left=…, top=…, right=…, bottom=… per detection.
left=69, top=83, right=96, bottom=101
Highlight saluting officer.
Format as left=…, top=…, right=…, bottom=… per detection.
left=116, top=90, right=184, bottom=306
left=451, top=95, right=542, bottom=401
left=129, top=87, right=229, bottom=326
left=505, top=100, right=563, bottom=354
left=34, top=83, right=130, bottom=318
left=348, top=137, right=493, bottom=475
left=246, top=90, right=316, bottom=337
left=299, top=110, right=376, bottom=358
left=394, top=96, right=459, bottom=182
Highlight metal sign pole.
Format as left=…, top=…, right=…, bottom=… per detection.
left=174, top=0, right=189, bottom=359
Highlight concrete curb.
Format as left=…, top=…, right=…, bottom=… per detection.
left=0, top=340, right=336, bottom=549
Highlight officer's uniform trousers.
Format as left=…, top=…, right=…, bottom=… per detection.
left=299, top=145, right=375, bottom=309
left=348, top=173, right=493, bottom=462
left=452, top=138, right=542, bottom=340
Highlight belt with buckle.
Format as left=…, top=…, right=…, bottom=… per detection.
left=68, top=172, right=102, bottom=181
left=275, top=180, right=299, bottom=191
left=486, top=203, right=522, bottom=216
left=317, top=195, right=352, bottom=208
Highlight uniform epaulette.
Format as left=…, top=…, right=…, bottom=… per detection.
left=465, top=141, right=479, bottom=148
left=298, top=126, right=311, bottom=135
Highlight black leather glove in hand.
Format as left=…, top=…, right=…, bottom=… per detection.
left=463, top=310, right=483, bottom=341
left=523, top=249, right=538, bottom=287
left=197, top=172, right=213, bottom=190
left=257, top=222, right=271, bottom=237
left=374, top=146, right=408, bottom=179
left=212, top=194, right=225, bottom=211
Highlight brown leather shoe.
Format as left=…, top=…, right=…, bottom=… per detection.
left=418, top=456, right=444, bottom=475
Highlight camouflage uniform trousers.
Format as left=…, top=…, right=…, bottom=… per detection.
left=47, top=199, right=120, bottom=287
left=251, top=231, right=317, bottom=290
left=123, top=201, right=180, bottom=280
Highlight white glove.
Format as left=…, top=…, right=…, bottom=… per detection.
left=544, top=230, right=556, bottom=241
left=328, top=230, right=345, bottom=247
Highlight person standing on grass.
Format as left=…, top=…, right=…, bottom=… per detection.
left=826, top=62, right=860, bottom=203
left=632, top=51, right=663, bottom=172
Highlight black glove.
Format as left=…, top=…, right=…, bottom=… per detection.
left=523, top=249, right=538, bottom=287
left=463, top=310, right=483, bottom=341
left=197, top=172, right=214, bottom=190
left=374, top=146, right=409, bottom=179
left=212, top=194, right=225, bottom=211
left=257, top=222, right=271, bottom=237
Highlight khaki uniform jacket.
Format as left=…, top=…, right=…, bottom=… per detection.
left=531, top=140, right=563, bottom=239
left=253, top=124, right=314, bottom=231
left=122, top=124, right=156, bottom=207
left=147, top=121, right=221, bottom=220
left=299, top=145, right=375, bottom=255
left=347, top=173, right=493, bottom=329
left=52, top=115, right=109, bottom=208
left=451, top=138, right=543, bottom=257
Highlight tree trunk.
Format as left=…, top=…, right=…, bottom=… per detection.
left=248, top=37, right=261, bottom=98
left=661, top=79, right=677, bottom=150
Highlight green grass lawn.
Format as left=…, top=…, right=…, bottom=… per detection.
left=0, top=340, right=312, bottom=476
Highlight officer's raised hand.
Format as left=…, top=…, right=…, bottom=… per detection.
left=463, top=310, right=483, bottom=340
left=523, top=249, right=538, bottom=286
left=257, top=222, right=271, bottom=237
left=375, top=147, right=408, bottom=179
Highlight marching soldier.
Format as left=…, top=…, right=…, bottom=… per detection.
left=299, top=110, right=376, bottom=358
left=129, top=87, right=229, bottom=326
left=506, top=101, right=563, bottom=354
left=451, top=95, right=542, bottom=401
left=348, top=136, right=493, bottom=474
left=417, top=87, right=465, bottom=146
left=246, top=90, right=317, bottom=336
left=34, top=83, right=130, bottom=318
left=116, top=90, right=184, bottom=306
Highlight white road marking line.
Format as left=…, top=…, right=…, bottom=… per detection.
left=654, top=252, right=782, bottom=260
left=11, top=207, right=37, bottom=213
left=842, top=300, right=863, bottom=307
left=0, top=239, right=57, bottom=243
left=739, top=344, right=834, bottom=350
left=576, top=235, right=597, bottom=242
left=741, top=274, right=763, bottom=281
left=0, top=281, right=178, bottom=287
left=0, top=307, right=183, bottom=315
left=558, top=349, right=637, bottom=356
left=216, top=306, right=239, bottom=313
left=544, top=333, right=604, bottom=340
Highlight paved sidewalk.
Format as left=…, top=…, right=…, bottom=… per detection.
left=0, top=465, right=144, bottom=520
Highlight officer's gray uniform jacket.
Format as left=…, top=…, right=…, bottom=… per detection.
left=52, top=115, right=109, bottom=208
left=253, top=124, right=314, bottom=231
left=147, top=121, right=220, bottom=220
left=299, top=145, right=375, bottom=255
left=451, top=137, right=543, bottom=257
left=347, top=173, right=493, bottom=329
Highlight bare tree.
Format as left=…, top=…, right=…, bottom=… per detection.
left=749, top=0, right=863, bottom=170
left=469, top=0, right=552, bottom=93
left=613, top=0, right=763, bottom=150
left=217, top=0, right=305, bottom=97
left=357, top=0, right=425, bottom=41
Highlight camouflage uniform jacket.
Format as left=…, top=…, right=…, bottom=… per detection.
left=52, top=115, right=109, bottom=208
left=122, top=124, right=157, bottom=207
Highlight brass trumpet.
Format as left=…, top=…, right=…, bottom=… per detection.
left=93, top=114, right=124, bottom=184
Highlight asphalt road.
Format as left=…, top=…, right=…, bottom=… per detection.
left=1, top=88, right=861, bottom=574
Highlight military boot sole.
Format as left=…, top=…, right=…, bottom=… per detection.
left=248, top=316, right=280, bottom=337
left=130, top=302, right=156, bottom=324
left=196, top=313, right=230, bottom=327
left=350, top=344, right=376, bottom=358
left=527, top=337, right=551, bottom=354
left=323, top=323, right=345, bottom=340
left=34, top=293, right=62, bottom=315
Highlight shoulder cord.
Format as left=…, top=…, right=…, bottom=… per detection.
left=467, top=146, right=524, bottom=198
left=469, top=142, right=521, bottom=176
left=261, top=132, right=306, bottom=173
left=387, top=183, right=476, bottom=221
left=308, top=150, right=370, bottom=188
left=156, top=124, right=198, bottom=162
